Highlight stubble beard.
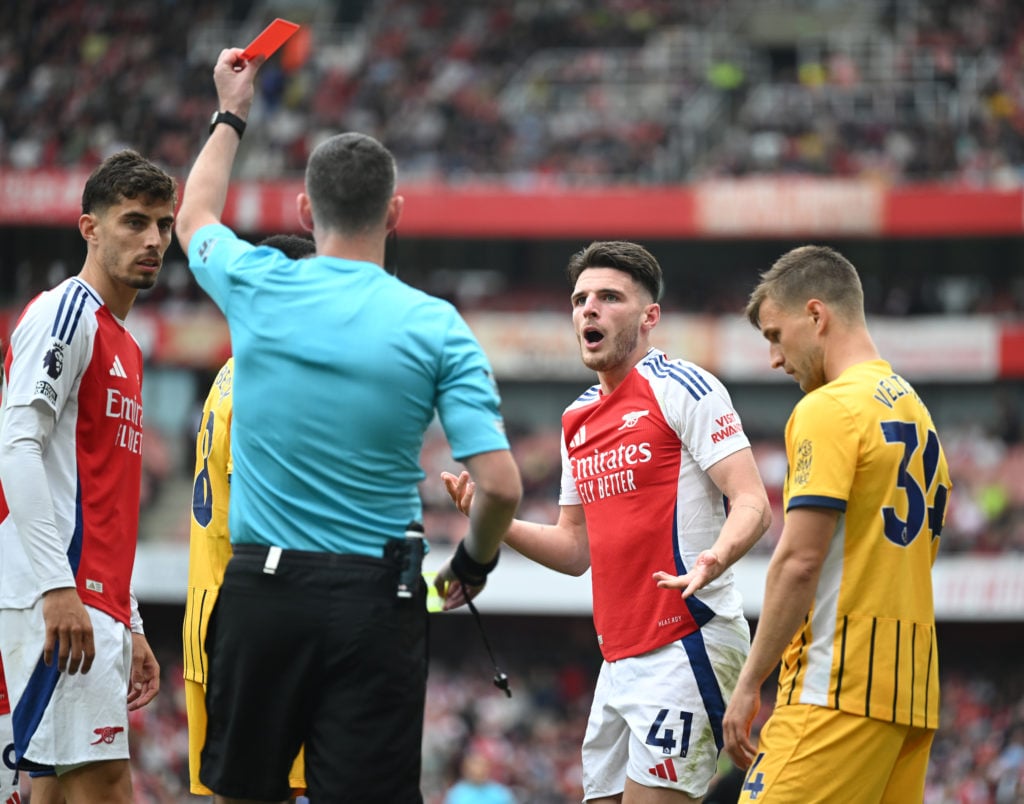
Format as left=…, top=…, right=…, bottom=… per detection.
left=580, top=327, right=639, bottom=373
left=796, top=345, right=827, bottom=393
left=124, top=272, right=159, bottom=291
left=103, top=250, right=160, bottom=291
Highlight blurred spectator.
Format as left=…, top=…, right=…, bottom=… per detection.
left=2, top=0, right=1024, bottom=186
left=444, top=750, right=517, bottom=804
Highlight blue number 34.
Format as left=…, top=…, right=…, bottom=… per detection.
left=879, top=421, right=949, bottom=547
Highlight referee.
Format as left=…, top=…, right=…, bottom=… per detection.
left=175, top=47, right=522, bottom=803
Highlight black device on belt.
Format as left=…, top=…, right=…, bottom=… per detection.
left=387, top=522, right=426, bottom=599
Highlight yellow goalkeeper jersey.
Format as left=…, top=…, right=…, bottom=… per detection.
left=778, top=359, right=951, bottom=729
left=183, top=358, right=234, bottom=684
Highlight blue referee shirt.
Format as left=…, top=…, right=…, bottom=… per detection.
left=188, top=224, right=510, bottom=555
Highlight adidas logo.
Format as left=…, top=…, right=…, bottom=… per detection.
left=648, top=758, right=678, bottom=782
left=568, top=426, right=587, bottom=449
left=618, top=410, right=650, bottom=430
left=109, top=355, right=127, bottom=378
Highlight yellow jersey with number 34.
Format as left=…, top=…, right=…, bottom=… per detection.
left=183, top=358, right=234, bottom=685
left=778, top=359, right=951, bottom=729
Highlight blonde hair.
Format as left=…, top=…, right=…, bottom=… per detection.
left=746, top=245, right=865, bottom=327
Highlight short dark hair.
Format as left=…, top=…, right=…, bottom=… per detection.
left=81, top=150, right=177, bottom=215
left=257, top=234, right=316, bottom=260
left=305, top=133, right=395, bottom=236
left=566, top=241, right=664, bottom=302
left=746, top=245, right=865, bottom=328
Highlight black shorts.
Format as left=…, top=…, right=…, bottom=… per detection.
left=199, top=545, right=428, bottom=802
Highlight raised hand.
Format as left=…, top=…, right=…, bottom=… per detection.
left=441, top=470, right=475, bottom=516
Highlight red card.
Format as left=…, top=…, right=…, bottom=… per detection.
left=242, top=18, right=300, bottom=61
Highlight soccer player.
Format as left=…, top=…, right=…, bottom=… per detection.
left=174, top=48, right=522, bottom=802
left=0, top=150, right=175, bottom=803
left=443, top=241, right=771, bottom=803
left=183, top=234, right=315, bottom=799
left=723, top=245, right=952, bottom=801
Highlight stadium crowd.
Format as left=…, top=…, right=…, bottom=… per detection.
left=1, top=0, right=1024, bottom=185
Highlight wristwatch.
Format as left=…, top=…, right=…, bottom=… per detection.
left=209, top=110, right=246, bottom=139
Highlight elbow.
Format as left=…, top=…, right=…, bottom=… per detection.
left=173, top=203, right=217, bottom=256
left=472, top=460, right=523, bottom=514
left=465, top=451, right=522, bottom=505
left=173, top=213, right=198, bottom=255
left=496, top=469, right=524, bottom=508
left=760, top=500, right=774, bottom=536
left=778, top=553, right=823, bottom=588
left=565, top=557, right=591, bottom=577
left=478, top=476, right=523, bottom=517
left=730, top=489, right=773, bottom=538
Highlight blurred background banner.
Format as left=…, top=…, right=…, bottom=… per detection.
left=5, top=171, right=1024, bottom=237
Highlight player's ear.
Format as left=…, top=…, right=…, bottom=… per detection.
left=296, top=193, right=314, bottom=232
left=806, top=299, right=828, bottom=330
left=386, top=195, right=404, bottom=232
left=642, top=302, right=660, bottom=331
left=79, top=213, right=97, bottom=243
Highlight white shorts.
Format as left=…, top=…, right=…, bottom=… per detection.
left=0, top=712, right=18, bottom=803
left=1, top=662, right=19, bottom=801
left=582, top=614, right=750, bottom=800
left=0, top=601, right=132, bottom=771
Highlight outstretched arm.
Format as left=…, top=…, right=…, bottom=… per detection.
left=434, top=452, right=521, bottom=609
left=175, top=48, right=263, bottom=253
left=438, top=469, right=589, bottom=610
left=653, top=446, right=770, bottom=598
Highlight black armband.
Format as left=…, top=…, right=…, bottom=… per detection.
left=451, top=540, right=499, bottom=587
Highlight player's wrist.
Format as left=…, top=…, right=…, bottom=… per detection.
left=209, top=110, right=247, bottom=139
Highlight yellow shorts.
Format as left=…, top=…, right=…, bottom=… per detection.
left=738, top=704, right=934, bottom=803
left=185, top=678, right=306, bottom=796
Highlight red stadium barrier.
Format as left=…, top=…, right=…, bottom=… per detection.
left=3, top=170, right=1024, bottom=237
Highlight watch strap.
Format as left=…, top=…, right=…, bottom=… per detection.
left=210, top=111, right=246, bottom=139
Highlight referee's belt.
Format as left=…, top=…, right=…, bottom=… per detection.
left=232, top=544, right=397, bottom=576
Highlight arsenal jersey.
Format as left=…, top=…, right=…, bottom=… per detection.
left=0, top=277, right=143, bottom=627
left=559, top=349, right=750, bottom=661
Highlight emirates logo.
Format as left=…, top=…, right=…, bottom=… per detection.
left=90, top=726, right=125, bottom=745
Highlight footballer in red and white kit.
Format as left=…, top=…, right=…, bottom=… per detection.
left=561, top=348, right=756, bottom=798
left=0, top=277, right=143, bottom=618
left=560, top=349, right=749, bottom=662
left=0, top=150, right=172, bottom=803
left=0, top=276, right=143, bottom=768
left=443, top=243, right=770, bottom=801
